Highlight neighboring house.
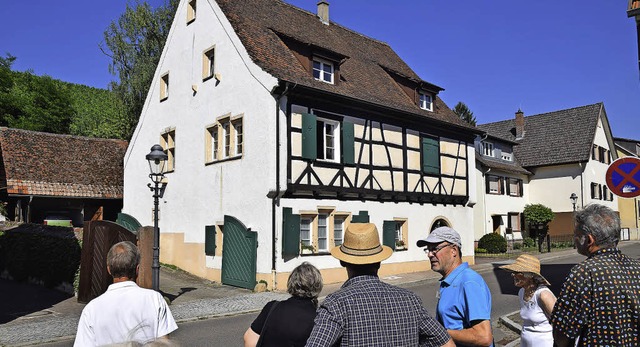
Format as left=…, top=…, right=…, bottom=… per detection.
left=473, top=132, right=531, bottom=243
left=478, top=104, right=618, bottom=237
left=0, top=127, right=127, bottom=226
left=123, top=0, right=481, bottom=290
left=614, top=137, right=640, bottom=240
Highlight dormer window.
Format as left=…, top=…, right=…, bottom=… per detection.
left=482, top=141, right=494, bottom=156
left=419, top=92, right=433, bottom=111
left=313, top=57, right=334, bottom=84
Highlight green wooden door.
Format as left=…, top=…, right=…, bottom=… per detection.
left=221, top=215, right=257, bottom=290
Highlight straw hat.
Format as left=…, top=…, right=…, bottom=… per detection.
left=499, top=254, right=551, bottom=286
left=330, top=223, right=393, bottom=265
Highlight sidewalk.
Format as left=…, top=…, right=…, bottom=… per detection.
left=0, top=245, right=596, bottom=346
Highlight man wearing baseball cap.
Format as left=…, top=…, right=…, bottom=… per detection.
left=306, top=223, right=454, bottom=347
left=417, top=227, right=493, bottom=347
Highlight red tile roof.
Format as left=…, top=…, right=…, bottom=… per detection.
left=0, top=128, right=127, bottom=198
left=216, top=0, right=475, bottom=130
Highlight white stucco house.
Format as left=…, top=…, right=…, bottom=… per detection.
left=123, top=0, right=482, bottom=290
left=473, top=128, right=531, bottom=243
left=478, top=103, right=618, bottom=238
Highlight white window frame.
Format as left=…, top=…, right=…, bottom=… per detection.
left=482, top=142, right=494, bottom=157
left=333, top=216, right=344, bottom=246
left=300, top=217, right=312, bottom=247
left=317, top=117, right=340, bottom=163
left=488, top=175, right=501, bottom=194
left=233, top=119, right=243, bottom=156
left=508, top=178, right=520, bottom=197
left=317, top=213, right=328, bottom=252
left=501, top=152, right=513, bottom=161
left=313, top=57, right=334, bottom=84
left=222, top=121, right=231, bottom=158
left=419, top=92, right=433, bottom=111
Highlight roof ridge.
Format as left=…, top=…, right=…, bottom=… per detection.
left=479, top=102, right=603, bottom=127
left=0, top=127, right=128, bottom=144
left=614, top=136, right=640, bottom=142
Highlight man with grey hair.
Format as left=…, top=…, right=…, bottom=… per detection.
left=74, top=241, right=178, bottom=346
left=551, top=204, right=640, bottom=346
left=417, top=226, right=493, bottom=347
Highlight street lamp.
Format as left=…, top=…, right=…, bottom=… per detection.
left=570, top=193, right=578, bottom=212
left=146, top=144, right=168, bottom=291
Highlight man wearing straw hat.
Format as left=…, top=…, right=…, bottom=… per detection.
left=305, top=223, right=454, bottom=347
left=417, top=226, right=494, bottom=347
left=551, top=204, right=640, bottom=347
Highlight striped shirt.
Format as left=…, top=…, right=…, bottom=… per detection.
left=305, top=275, right=451, bottom=347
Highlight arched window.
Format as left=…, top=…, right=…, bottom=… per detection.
left=431, top=218, right=449, bottom=231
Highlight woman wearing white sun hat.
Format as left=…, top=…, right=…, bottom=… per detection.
left=500, top=254, right=556, bottom=347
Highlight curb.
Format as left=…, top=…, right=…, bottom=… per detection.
left=499, top=311, right=522, bottom=333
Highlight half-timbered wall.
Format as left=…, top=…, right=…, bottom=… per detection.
left=289, top=105, right=469, bottom=205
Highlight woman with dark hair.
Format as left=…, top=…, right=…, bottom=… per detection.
left=243, top=262, right=323, bottom=347
left=500, top=254, right=556, bottom=347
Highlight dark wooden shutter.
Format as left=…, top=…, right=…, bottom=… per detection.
left=382, top=221, right=397, bottom=251
left=485, top=175, right=491, bottom=194
left=351, top=210, right=369, bottom=223
left=518, top=179, right=523, bottom=197
left=301, top=113, right=317, bottom=160
left=282, top=207, right=301, bottom=257
left=421, top=136, right=440, bottom=175
left=342, top=121, right=355, bottom=165
left=499, top=177, right=505, bottom=195
left=505, top=178, right=511, bottom=196
left=205, top=225, right=216, bottom=256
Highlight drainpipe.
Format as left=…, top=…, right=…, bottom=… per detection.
left=578, top=162, right=585, bottom=208
left=271, top=82, right=292, bottom=289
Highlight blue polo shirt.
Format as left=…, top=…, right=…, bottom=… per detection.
left=436, top=262, right=493, bottom=347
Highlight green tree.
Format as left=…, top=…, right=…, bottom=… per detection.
left=523, top=203, right=555, bottom=226
left=4, top=70, right=73, bottom=134
left=102, top=0, right=179, bottom=140
left=453, top=101, right=477, bottom=126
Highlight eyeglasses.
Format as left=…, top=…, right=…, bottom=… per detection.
left=423, top=243, right=453, bottom=255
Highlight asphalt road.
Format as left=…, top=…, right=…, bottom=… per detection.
left=40, top=242, right=640, bottom=347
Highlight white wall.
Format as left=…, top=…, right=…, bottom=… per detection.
left=123, top=0, right=279, bottom=264
left=276, top=197, right=474, bottom=273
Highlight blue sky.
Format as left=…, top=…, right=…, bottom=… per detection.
left=1, top=0, right=638, bottom=140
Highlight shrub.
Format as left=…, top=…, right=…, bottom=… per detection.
left=0, top=224, right=81, bottom=289
left=513, top=242, right=522, bottom=250
left=523, top=237, right=536, bottom=248
left=475, top=248, right=488, bottom=254
left=478, top=233, right=507, bottom=253
left=523, top=204, right=554, bottom=227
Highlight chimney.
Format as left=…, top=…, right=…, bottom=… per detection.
left=317, top=1, right=329, bottom=25
left=515, top=109, right=525, bottom=139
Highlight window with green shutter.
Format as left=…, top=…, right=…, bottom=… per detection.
left=421, top=136, right=440, bottom=175
left=282, top=207, right=301, bottom=257
left=351, top=210, right=369, bottom=223
left=342, top=121, right=354, bottom=164
left=301, top=113, right=317, bottom=160
left=382, top=221, right=397, bottom=251
left=205, top=225, right=216, bottom=256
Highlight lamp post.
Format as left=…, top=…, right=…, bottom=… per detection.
left=146, top=144, right=168, bottom=291
left=570, top=193, right=578, bottom=212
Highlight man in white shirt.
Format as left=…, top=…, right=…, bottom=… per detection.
left=74, top=241, right=178, bottom=346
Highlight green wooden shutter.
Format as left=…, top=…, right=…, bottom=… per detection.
left=282, top=207, right=301, bottom=257
left=382, top=221, right=397, bottom=251
left=351, top=210, right=369, bottom=223
left=301, top=113, right=317, bottom=160
left=421, top=136, right=440, bottom=175
left=205, top=225, right=216, bottom=256
left=342, top=121, right=354, bottom=165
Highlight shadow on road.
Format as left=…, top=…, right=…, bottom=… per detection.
left=0, top=278, right=72, bottom=324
